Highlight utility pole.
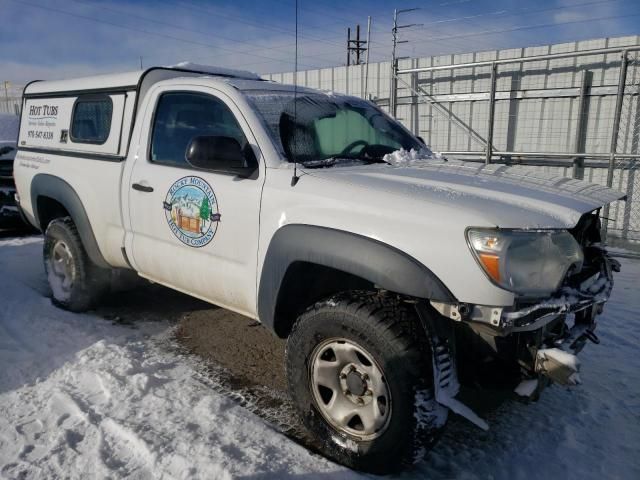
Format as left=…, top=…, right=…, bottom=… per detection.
left=347, top=24, right=368, bottom=66
left=364, top=16, right=372, bottom=99
left=347, top=27, right=351, bottom=66
left=390, top=8, right=421, bottom=117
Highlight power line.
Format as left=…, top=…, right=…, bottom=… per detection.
left=168, top=0, right=347, bottom=50
left=7, top=0, right=636, bottom=78
left=159, top=0, right=371, bottom=63
left=383, top=0, right=628, bottom=59
left=69, top=0, right=344, bottom=62
left=6, top=0, right=339, bottom=70
left=404, top=0, right=621, bottom=36
left=266, top=0, right=389, bottom=36
left=389, top=0, right=625, bottom=58
left=404, top=10, right=640, bottom=46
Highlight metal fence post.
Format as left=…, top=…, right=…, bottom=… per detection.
left=572, top=70, right=592, bottom=179
left=603, top=50, right=629, bottom=237
left=486, top=62, right=497, bottom=165
left=411, top=70, right=419, bottom=135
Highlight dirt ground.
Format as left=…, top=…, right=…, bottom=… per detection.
left=175, top=308, right=288, bottom=392
left=94, top=276, right=289, bottom=396
left=93, top=277, right=312, bottom=444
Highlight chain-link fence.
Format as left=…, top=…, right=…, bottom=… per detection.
left=0, top=82, right=23, bottom=116
left=392, top=38, right=640, bottom=242
left=268, top=36, right=640, bottom=243
left=605, top=52, right=640, bottom=241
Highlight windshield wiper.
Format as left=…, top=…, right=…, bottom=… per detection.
left=361, top=157, right=389, bottom=164
left=301, top=155, right=389, bottom=169
left=300, top=157, right=342, bottom=168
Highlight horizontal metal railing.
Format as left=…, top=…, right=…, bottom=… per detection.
left=396, top=45, right=640, bottom=75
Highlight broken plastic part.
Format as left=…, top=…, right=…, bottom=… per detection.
left=535, top=348, right=581, bottom=386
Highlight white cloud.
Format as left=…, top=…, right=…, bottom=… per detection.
left=553, top=11, right=590, bottom=24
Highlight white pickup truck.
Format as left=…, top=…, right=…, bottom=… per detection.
left=14, top=63, right=625, bottom=473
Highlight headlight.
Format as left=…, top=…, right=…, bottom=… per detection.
left=466, top=228, right=584, bottom=296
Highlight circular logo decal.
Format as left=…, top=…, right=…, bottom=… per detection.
left=163, top=176, right=221, bottom=248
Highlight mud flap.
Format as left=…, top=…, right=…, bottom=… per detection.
left=417, top=304, right=489, bottom=431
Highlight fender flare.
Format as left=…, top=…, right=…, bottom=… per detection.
left=31, top=173, right=110, bottom=269
left=257, top=224, right=455, bottom=331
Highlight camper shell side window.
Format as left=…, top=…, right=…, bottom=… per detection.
left=70, top=95, right=114, bottom=145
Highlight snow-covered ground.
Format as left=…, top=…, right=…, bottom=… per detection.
left=1, top=237, right=639, bottom=479
left=0, top=237, right=360, bottom=479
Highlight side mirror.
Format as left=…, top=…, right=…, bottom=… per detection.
left=185, top=135, right=258, bottom=177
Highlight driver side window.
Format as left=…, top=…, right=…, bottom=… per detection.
left=150, top=92, right=248, bottom=167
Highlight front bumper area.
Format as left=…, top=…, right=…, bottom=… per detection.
left=504, top=249, right=618, bottom=331
left=433, top=244, right=619, bottom=398
left=432, top=246, right=619, bottom=335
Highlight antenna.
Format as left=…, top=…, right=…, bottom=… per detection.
left=291, top=0, right=300, bottom=186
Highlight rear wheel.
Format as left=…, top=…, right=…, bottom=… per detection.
left=285, top=291, right=447, bottom=474
left=43, top=217, right=109, bottom=312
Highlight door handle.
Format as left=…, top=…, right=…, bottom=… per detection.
left=132, top=182, right=154, bottom=193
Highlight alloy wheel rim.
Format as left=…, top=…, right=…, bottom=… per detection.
left=309, top=338, right=392, bottom=440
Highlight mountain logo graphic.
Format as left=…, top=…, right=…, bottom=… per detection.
left=163, top=176, right=220, bottom=248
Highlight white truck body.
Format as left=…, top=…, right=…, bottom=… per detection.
left=13, top=64, right=626, bottom=472
left=14, top=66, right=623, bottom=317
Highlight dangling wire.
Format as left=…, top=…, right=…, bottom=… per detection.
left=291, top=0, right=300, bottom=186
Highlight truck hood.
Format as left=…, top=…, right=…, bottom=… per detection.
left=303, top=159, right=626, bottom=229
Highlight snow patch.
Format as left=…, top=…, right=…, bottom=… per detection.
left=170, top=62, right=261, bottom=80
left=514, top=379, right=539, bottom=397
left=538, top=348, right=581, bottom=372
left=0, top=239, right=357, bottom=479
left=0, top=236, right=43, bottom=247
left=331, top=434, right=359, bottom=453
left=382, top=148, right=438, bottom=167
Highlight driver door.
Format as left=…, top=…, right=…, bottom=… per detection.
left=125, top=86, right=264, bottom=317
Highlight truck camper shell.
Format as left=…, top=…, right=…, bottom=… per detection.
left=19, top=63, right=264, bottom=160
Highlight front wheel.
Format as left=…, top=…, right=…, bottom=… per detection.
left=285, top=291, right=447, bottom=474
left=43, top=217, right=109, bottom=312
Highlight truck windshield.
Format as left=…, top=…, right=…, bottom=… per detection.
left=245, top=90, right=429, bottom=166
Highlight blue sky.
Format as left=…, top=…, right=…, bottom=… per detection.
left=1, top=0, right=639, bottom=82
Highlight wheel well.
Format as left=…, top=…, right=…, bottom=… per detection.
left=36, top=195, right=70, bottom=231
left=273, top=262, right=374, bottom=338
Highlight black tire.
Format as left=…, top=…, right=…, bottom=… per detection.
left=286, top=291, right=447, bottom=474
left=43, top=217, right=110, bottom=312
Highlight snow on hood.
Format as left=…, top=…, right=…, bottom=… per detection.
left=383, top=147, right=443, bottom=166
left=304, top=158, right=626, bottom=229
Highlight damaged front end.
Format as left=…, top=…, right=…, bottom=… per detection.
left=430, top=211, right=620, bottom=421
